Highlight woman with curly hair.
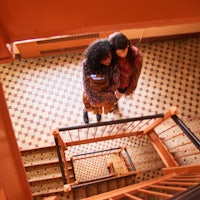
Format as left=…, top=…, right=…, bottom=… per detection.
left=108, top=32, right=143, bottom=99
left=82, top=39, right=120, bottom=123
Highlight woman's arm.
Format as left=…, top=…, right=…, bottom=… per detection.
left=126, top=50, right=143, bottom=95
left=107, top=64, right=120, bottom=92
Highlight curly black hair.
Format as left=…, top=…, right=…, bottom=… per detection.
left=84, top=39, right=113, bottom=72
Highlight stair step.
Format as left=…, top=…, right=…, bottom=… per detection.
left=30, top=178, right=63, bottom=196
left=33, top=192, right=69, bottom=200
left=107, top=179, right=118, bottom=190
left=24, top=158, right=59, bottom=167
left=29, top=173, right=62, bottom=183
left=97, top=181, right=109, bottom=193
left=73, top=186, right=87, bottom=200
left=86, top=184, right=98, bottom=197
left=21, top=146, right=58, bottom=167
left=117, top=176, right=127, bottom=188
left=20, top=146, right=73, bottom=199
left=32, top=188, right=64, bottom=197
left=72, top=173, right=137, bottom=199
left=124, top=174, right=135, bottom=185
left=25, top=162, right=61, bottom=181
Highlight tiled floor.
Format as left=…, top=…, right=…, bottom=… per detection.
left=0, top=34, right=199, bottom=151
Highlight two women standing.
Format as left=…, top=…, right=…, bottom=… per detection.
left=82, top=32, right=143, bottom=124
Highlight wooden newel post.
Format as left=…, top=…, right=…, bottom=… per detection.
left=51, top=127, right=59, bottom=138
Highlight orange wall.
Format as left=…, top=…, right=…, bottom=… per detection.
left=1, top=0, right=200, bottom=41
left=0, top=81, right=33, bottom=200
left=0, top=0, right=200, bottom=63
left=0, top=1, right=199, bottom=197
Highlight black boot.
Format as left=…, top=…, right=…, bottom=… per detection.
left=96, top=113, right=101, bottom=122
left=83, top=110, right=89, bottom=124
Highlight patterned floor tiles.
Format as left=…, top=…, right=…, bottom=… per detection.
left=0, top=34, right=199, bottom=151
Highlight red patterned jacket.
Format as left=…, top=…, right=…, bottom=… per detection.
left=118, top=45, right=143, bottom=95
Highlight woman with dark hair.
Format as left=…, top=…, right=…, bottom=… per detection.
left=82, top=39, right=120, bottom=124
left=108, top=32, right=143, bottom=99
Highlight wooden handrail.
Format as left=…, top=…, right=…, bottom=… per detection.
left=137, top=188, right=173, bottom=198
left=169, top=183, right=200, bottom=200
left=162, top=164, right=200, bottom=175
left=51, top=128, right=66, bottom=150
left=149, top=184, right=186, bottom=192
left=52, top=128, right=72, bottom=184
left=82, top=169, right=200, bottom=200
left=124, top=193, right=143, bottom=200
left=58, top=113, right=164, bottom=132
left=159, top=181, right=198, bottom=186
left=142, top=106, right=178, bottom=136
left=172, top=115, right=200, bottom=150
left=148, top=130, right=179, bottom=167
left=65, top=131, right=143, bottom=146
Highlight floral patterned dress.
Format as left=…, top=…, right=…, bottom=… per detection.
left=82, top=59, right=120, bottom=114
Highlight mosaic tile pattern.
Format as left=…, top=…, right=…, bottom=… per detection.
left=73, top=156, right=109, bottom=181
left=0, top=35, right=199, bottom=151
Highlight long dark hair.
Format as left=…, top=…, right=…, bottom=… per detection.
left=84, top=39, right=114, bottom=73
left=108, top=32, right=135, bottom=68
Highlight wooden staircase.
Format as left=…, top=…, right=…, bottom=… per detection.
left=21, top=144, right=200, bottom=200
left=82, top=166, right=200, bottom=200
left=21, top=146, right=139, bottom=200
left=20, top=108, right=200, bottom=199
left=21, top=146, right=67, bottom=200
left=71, top=172, right=137, bottom=199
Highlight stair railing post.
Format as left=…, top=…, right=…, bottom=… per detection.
left=52, top=128, right=67, bottom=184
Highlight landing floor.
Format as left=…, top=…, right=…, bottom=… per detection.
left=0, top=34, right=199, bottom=151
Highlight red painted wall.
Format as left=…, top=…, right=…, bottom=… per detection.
left=0, top=0, right=200, bottom=63
left=0, top=82, right=33, bottom=200
left=1, top=0, right=200, bottom=41
left=0, top=0, right=199, bottom=197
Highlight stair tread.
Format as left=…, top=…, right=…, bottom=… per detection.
left=24, top=159, right=59, bottom=167
left=30, top=178, right=64, bottom=195
left=28, top=173, right=62, bottom=182
left=25, top=163, right=61, bottom=180
left=32, top=188, right=64, bottom=196
left=21, top=146, right=58, bottom=166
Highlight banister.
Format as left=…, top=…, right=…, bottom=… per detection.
left=124, top=147, right=136, bottom=171
left=51, top=106, right=200, bottom=199
left=162, top=164, right=200, bottom=175
left=172, top=115, right=200, bottom=150
left=72, top=147, right=121, bottom=157
left=51, top=128, right=67, bottom=149
left=52, top=128, right=72, bottom=184
left=169, top=183, right=200, bottom=200
left=58, top=113, right=164, bottom=132
left=142, top=106, right=178, bottom=135
left=54, top=137, right=67, bottom=185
